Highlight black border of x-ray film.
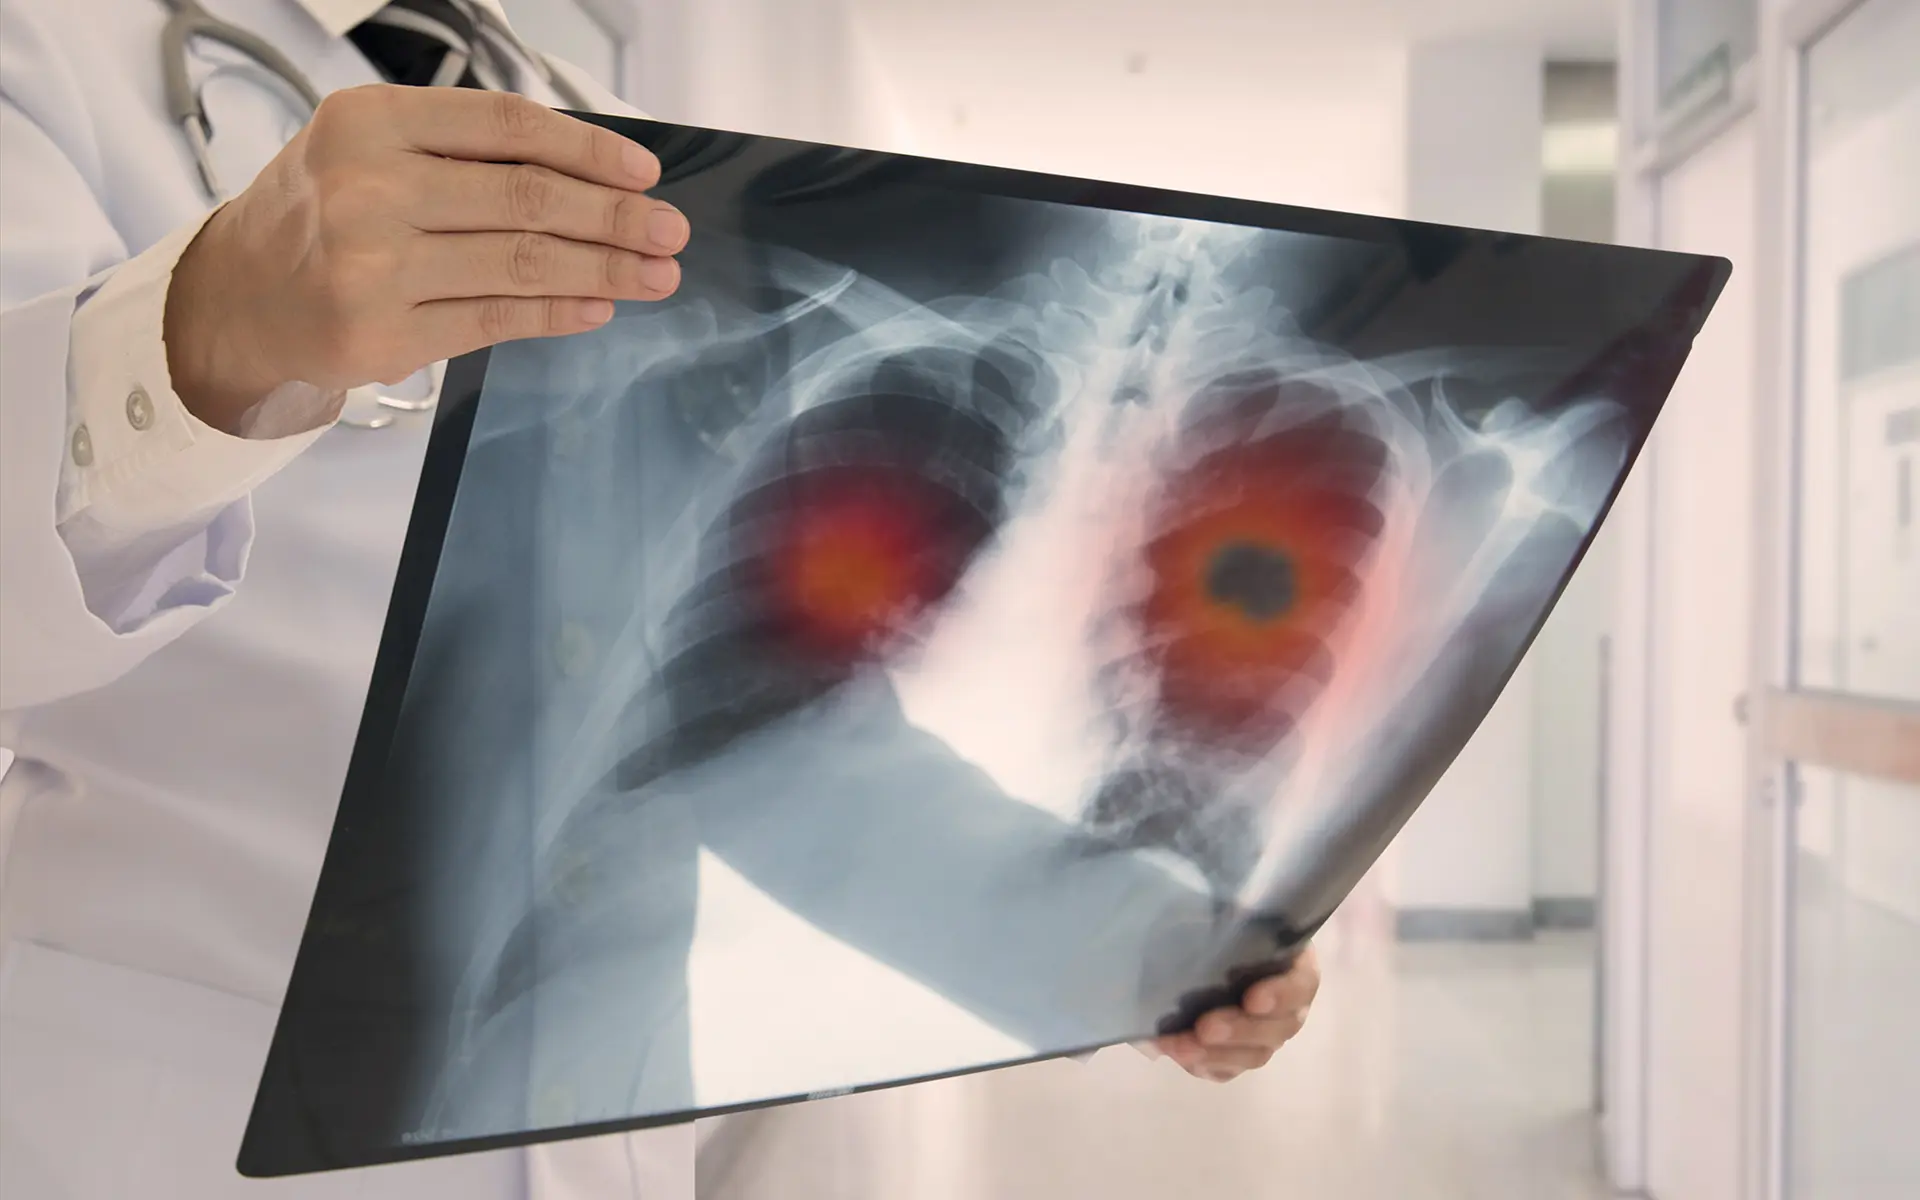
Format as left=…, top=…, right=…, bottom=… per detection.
left=239, top=113, right=1730, bottom=1178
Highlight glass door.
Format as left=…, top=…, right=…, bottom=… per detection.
left=1752, top=1, right=1920, bottom=1197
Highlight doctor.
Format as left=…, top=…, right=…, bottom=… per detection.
left=0, top=1, right=1320, bottom=1198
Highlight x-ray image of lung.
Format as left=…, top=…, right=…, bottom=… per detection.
left=240, top=118, right=1726, bottom=1177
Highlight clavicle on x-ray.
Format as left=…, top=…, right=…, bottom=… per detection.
left=242, top=119, right=1725, bottom=1178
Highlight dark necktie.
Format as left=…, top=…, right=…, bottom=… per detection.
left=348, top=0, right=503, bottom=90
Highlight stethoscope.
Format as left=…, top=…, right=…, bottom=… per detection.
left=157, top=0, right=597, bottom=428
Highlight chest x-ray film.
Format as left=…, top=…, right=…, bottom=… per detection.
left=240, top=115, right=1726, bottom=1176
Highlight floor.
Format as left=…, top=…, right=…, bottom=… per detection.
left=695, top=893, right=1618, bottom=1200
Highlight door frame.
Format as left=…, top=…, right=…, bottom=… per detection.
left=1745, top=4, right=1920, bottom=1200
left=1603, top=2, right=1761, bottom=1191
left=1612, top=1, right=1920, bottom=1196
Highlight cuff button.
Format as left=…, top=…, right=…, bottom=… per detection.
left=71, top=424, right=94, bottom=467
left=126, top=385, right=155, bottom=431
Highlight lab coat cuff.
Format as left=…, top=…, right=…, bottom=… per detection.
left=62, top=212, right=340, bottom=537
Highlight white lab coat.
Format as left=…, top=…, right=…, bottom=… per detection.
left=0, top=0, right=692, bottom=1195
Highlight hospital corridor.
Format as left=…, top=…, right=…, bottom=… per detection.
left=600, top=1, right=1920, bottom=1196
left=0, top=1, right=1913, bottom=1199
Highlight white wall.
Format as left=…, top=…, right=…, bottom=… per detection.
left=617, top=0, right=914, bottom=150
left=1388, top=672, right=1541, bottom=915
left=850, top=18, right=1407, bottom=212
left=1528, top=522, right=1614, bottom=905
left=1403, top=40, right=1545, bottom=232
left=1379, top=41, right=1547, bottom=924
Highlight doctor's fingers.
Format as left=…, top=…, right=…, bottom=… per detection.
left=1192, top=1002, right=1311, bottom=1050
left=1241, top=944, right=1320, bottom=1017
left=336, top=86, right=662, bottom=192
left=406, top=295, right=620, bottom=367
left=402, top=231, right=682, bottom=305
left=400, top=158, right=689, bottom=258
left=1149, top=1029, right=1279, bottom=1080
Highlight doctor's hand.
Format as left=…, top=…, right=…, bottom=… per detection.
left=163, top=84, right=688, bottom=434
left=1140, top=943, right=1320, bottom=1083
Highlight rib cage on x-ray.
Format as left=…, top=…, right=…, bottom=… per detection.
left=460, top=212, right=1637, bottom=1048
left=233, top=114, right=1730, bottom=1178
left=455, top=219, right=1444, bottom=1054
left=430, top=167, right=1717, bottom=1125
left=535, top=233, right=1383, bottom=866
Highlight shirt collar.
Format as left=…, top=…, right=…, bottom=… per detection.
left=293, top=0, right=512, bottom=39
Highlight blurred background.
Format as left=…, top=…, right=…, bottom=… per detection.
left=503, top=1, right=1916, bottom=1197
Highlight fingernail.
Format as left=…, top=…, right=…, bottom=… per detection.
left=1198, top=1018, right=1229, bottom=1046
left=648, top=206, right=689, bottom=252
left=579, top=299, right=614, bottom=324
left=623, top=142, right=657, bottom=184
left=640, top=257, right=679, bottom=293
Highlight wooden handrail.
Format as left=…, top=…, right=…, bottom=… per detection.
left=1758, top=689, right=1920, bottom=784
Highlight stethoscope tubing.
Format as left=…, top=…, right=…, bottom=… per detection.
left=157, top=0, right=596, bottom=428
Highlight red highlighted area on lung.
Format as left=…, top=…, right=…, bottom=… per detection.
left=1135, top=402, right=1392, bottom=755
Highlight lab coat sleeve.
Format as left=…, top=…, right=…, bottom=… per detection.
left=0, top=95, right=329, bottom=713
left=57, top=219, right=340, bottom=572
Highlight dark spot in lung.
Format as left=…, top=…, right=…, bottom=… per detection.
left=1205, top=541, right=1295, bottom=621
